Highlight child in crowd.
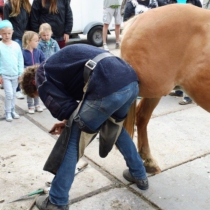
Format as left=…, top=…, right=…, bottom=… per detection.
left=0, top=20, right=23, bottom=122
left=37, top=23, right=60, bottom=59
left=22, top=31, right=45, bottom=114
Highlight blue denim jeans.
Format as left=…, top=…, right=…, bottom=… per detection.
left=49, top=81, right=147, bottom=206
left=2, top=75, right=18, bottom=113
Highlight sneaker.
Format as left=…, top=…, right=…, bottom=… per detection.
left=35, top=106, right=43, bottom=112
left=103, top=43, right=109, bottom=51
left=179, top=100, right=193, bottom=105
left=123, top=169, right=149, bottom=190
left=28, top=107, right=35, bottom=114
left=16, top=91, right=25, bottom=99
left=11, top=110, right=20, bottom=119
left=169, top=92, right=183, bottom=97
left=115, top=42, right=120, bottom=49
left=42, top=105, right=47, bottom=110
left=36, top=195, right=69, bottom=210
left=5, top=113, right=13, bottom=122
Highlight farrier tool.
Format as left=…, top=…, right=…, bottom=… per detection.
left=8, top=187, right=49, bottom=203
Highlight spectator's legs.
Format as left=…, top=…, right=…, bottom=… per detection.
left=34, top=97, right=43, bottom=112
left=2, top=76, right=18, bottom=121
left=114, top=7, right=122, bottom=49
left=102, top=23, right=109, bottom=50
left=179, top=93, right=193, bottom=105
left=169, top=90, right=183, bottom=97
left=103, top=7, right=113, bottom=51
left=27, top=96, right=35, bottom=114
left=115, top=24, right=121, bottom=43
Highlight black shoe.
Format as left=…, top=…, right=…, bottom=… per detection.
left=179, top=100, right=193, bottom=105
left=123, top=169, right=149, bottom=190
left=169, top=92, right=183, bottom=97
left=36, top=195, right=69, bottom=210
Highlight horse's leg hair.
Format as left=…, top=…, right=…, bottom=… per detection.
left=136, top=97, right=161, bottom=174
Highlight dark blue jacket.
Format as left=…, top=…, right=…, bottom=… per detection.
left=22, top=48, right=45, bottom=67
left=35, top=44, right=138, bottom=121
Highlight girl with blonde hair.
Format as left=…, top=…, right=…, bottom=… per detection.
left=37, top=23, right=60, bottom=59
left=22, top=31, right=45, bottom=114
left=3, top=0, right=31, bottom=99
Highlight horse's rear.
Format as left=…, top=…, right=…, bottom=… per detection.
left=121, top=5, right=210, bottom=173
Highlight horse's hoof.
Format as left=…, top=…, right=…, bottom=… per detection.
left=145, top=165, right=161, bottom=174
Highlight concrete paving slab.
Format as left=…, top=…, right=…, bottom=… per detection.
left=0, top=115, right=54, bottom=210
left=70, top=188, right=156, bottom=210
left=129, top=155, right=210, bottom=210
left=151, top=95, right=196, bottom=117
left=70, top=165, right=113, bottom=200
left=84, top=105, right=210, bottom=182
left=148, top=106, right=210, bottom=171
left=0, top=100, right=116, bottom=210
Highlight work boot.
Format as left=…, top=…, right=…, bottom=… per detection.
left=36, top=195, right=69, bottom=210
left=123, top=169, right=149, bottom=190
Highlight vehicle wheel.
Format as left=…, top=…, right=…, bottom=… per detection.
left=87, top=26, right=103, bottom=47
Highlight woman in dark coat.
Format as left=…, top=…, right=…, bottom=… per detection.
left=30, top=0, right=73, bottom=49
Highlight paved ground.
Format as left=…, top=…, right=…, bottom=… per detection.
left=1, top=36, right=210, bottom=210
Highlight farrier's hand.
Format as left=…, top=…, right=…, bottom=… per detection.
left=49, top=120, right=67, bottom=135
left=64, top=34, right=69, bottom=43
left=0, top=76, right=2, bottom=84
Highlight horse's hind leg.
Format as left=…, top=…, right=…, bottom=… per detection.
left=136, top=97, right=161, bottom=174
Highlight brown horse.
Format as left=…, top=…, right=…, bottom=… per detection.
left=121, top=4, right=210, bottom=174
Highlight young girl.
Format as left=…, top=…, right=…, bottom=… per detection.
left=22, top=31, right=45, bottom=114
left=0, top=20, right=23, bottom=122
left=37, top=23, right=60, bottom=59
left=4, top=0, right=31, bottom=99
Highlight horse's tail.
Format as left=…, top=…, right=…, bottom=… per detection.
left=123, top=100, right=136, bottom=139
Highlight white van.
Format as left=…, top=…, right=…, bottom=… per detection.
left=71, top=0, right=119, bottom=46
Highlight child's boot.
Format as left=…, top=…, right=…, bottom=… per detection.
left=5, top=112, right=13, bottom=122
left=11, top=109, right=20, bottom=119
